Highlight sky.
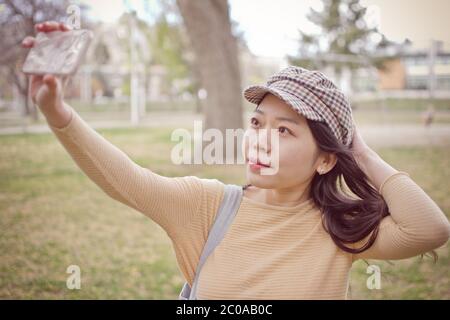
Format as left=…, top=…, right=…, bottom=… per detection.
left=80, top=0, right=450, bottom=58
left=362, top=0, right=450, bottom=49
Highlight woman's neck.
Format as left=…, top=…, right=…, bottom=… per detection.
left=244, top=184, right=311, bottom=208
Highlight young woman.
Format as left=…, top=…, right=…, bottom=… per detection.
left=23, top=21, right=450, bottom=300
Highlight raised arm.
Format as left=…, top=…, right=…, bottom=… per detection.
left=350, top=126, right=450, bottom=261
left=48, top=104, right=211, bottom=237
left=22, top=22, right=224, bottom=240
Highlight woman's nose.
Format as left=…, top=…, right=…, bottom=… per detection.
left=248, top=128, right=271, bottom=153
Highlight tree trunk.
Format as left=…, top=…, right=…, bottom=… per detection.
left=176, top=0, right=243, bottom=134
left=11, top=66, right=38, bottom=121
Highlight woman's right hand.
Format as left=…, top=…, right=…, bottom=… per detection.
left=22, top=21, right=73, bottom=128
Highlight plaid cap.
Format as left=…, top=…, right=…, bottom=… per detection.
left=243, top=66, right=354, bottom=146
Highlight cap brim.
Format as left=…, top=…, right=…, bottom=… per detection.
left=243, top=85, right=323, bottom=122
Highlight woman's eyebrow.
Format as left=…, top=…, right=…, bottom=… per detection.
left=253, top=109, right=300, bottom=125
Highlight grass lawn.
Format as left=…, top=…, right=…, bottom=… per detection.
left=0, top=126, right=449, bottom=299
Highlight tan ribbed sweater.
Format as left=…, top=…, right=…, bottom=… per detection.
left=49, top=107, right=450, bottom=300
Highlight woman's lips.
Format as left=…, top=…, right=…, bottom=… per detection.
left=248, top=158, right=271, bottom=171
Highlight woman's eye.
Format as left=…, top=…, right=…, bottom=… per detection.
left=250, top=117, right=259, bottom=127
left=278, top=127, right=291, bottom=135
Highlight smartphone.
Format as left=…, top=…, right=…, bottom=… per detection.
left=22, top=29, right=93, bottom=76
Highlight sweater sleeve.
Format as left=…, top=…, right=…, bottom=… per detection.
left=47, top=106, right=223, bottom=239
left=352, top=171, right=450, bottom=261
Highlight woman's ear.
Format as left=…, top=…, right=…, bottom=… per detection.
left=316, top=152, right=337, bottom=175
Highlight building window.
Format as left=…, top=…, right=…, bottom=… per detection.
left=405, top=76, right=428, bottom=90
left=436, top=76, right=450, bottom=90
left=436, top=55, right=450, bottom=65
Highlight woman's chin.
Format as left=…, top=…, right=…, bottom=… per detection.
left=246, top=168, right=279, bottom=188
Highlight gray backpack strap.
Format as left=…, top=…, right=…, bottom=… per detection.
left=178, top=183, right=243, bottom=300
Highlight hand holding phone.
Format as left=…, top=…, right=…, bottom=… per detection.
left=21, top=21, right=87, bottom=128
left=22, top=28, right=93, bottom=76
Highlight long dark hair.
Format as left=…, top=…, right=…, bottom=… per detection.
left=306, top=119, right=388, bottom=254
left=307, top=120, right=438, bottom=261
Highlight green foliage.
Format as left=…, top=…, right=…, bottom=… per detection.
left=288, top=0, right=397, bottom=72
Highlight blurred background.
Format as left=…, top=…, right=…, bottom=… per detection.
left=0, top=0, right=449, bottom=299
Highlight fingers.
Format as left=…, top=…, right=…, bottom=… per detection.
left=43, top=74, right=58, bottom=95
left=22, top=36, right=35, bottom=48
left=59, top=22, right=72, bottom=31
left=35, top=21, right=72, bottom=33
left=25, top=21, right=72, bottom=49
left=35, top=21, right=59, bottom=33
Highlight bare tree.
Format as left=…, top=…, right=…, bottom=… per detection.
left=0, top=0, right=88, bottom=120
left=176, top=0, right=243, bottom=134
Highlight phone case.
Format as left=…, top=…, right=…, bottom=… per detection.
left=22, top=29, right=93, bottom=76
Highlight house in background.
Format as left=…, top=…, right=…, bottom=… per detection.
left=356, top=41, right=450, bottom=97
left=377, top=41, right=450, bottom=91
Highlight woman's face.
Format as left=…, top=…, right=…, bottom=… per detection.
left=243, top=93, right=324, bottom=190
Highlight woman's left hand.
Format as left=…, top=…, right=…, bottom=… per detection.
left=349, top=122, right=398, bottom=190
left=350, top=122, right=376, bottom=175
left=350, top=122, right=373, bottom=160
